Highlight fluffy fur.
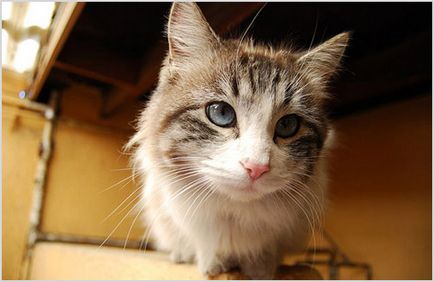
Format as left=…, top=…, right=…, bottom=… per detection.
left=127, top=3, right=348, bottom=279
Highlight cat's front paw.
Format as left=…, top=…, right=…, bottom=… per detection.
left=197, top=256, right=236, bottom=277
left=169, top=248, right=195, bottom=264
left=201, top=262, right=226, bottom=277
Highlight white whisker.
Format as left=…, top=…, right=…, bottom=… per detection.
left=101, top=186, right=142, bottom=223
left=99, top=175, right=134, bottom=194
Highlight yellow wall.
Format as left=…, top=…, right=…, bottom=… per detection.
left=39, top=84, right=144, bottom=241
left=326, top=94, right=431, bottom=279
left=41, top=121, right=144, bottom=241
left=2, top=69, right=28, bottom=97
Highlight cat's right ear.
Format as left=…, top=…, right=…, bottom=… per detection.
left=167, top=2, right=220, bottom=64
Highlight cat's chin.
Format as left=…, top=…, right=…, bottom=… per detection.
left=217, top=184, right=268, bottom=202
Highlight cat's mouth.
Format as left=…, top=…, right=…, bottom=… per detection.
left=240, top=184, right=257, bottom=193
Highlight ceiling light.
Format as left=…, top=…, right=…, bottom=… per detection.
left=2, top=2, right=12, bottom=21
left=23, top=2, right=55, bottom=29
left=12, top=38, right=40, bottom=73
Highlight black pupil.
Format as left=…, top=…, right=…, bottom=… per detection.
left=281, top=117, right=294, bottom=128
left=218, top=104, right=230, bottom=117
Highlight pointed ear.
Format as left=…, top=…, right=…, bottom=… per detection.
left=297, top=32, right=350, bottom=81
left=167, top=2, right=220, bottom=63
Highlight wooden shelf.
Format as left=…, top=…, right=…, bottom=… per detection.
left=53, top=61, right=137, bottom=94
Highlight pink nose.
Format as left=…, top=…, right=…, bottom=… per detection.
left=240, top=160, right=270, bottom=181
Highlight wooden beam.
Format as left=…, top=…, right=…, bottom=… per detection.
left=29, top=3, right=85, bottom=101
left=53, top=61, right=137, bottom=94
left=53, top=34, right=142, bottom=87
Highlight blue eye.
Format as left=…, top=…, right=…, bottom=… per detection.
left=275, top=114, right=300, bottom=138
left=206, top=102, right=236, bottom=127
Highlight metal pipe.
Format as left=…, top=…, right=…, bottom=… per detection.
left=37, top=232, right=148, bottom=250
left=19, top=92, right=58, bottom=279
left=2, top=95, right=51, bottom=114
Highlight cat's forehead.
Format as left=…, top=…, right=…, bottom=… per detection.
left=211, top=48, right=303, bottom=111
left=176, top=41, right=322, bottom=121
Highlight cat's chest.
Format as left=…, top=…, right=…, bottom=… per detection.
left=206, top=206, right=289, bottom=254
left=212, top=199, right=289, bottom=233
left=162, top=178, right=295, bottom=234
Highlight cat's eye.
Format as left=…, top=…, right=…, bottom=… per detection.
left=206, top=102, right=236, bottom=127
left=275, top=114, right=300, bottom=138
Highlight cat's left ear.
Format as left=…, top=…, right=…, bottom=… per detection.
left=296, top=32, right=350, bottom=81
left=167, top=3, right=220, bottom=63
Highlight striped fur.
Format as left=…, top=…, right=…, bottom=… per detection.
left=127, top=2, right=348, bottom=279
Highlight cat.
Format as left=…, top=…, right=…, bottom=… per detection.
left=127, top=2, right=349, bottom=279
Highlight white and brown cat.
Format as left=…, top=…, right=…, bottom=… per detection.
left=127, top=2, right=349, bottom=279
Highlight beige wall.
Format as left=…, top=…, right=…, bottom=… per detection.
left=41, top=121, right=144, bottom=241
left=3, top=67, right=431, bottom=279
left=2, top=69, right=28, bottom=97
left=325, top=94, right=431, bottom=279
left=39, top=84, right=145, bottom=241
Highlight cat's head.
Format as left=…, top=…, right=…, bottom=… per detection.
left=137, top=3, right=349, bottom=202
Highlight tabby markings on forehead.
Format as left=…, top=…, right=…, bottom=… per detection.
left=236, top=54, right=297, bottom=107
left=231, top=74, right=239, bottom=97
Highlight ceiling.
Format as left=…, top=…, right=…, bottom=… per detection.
left=40, top=2, right=431, bottom=118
